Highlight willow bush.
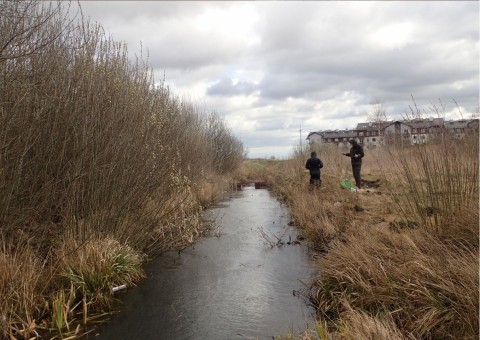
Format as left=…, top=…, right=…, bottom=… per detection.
left=0, top=0, right=243, bottom=248
left=0, top=1, right=244, bottom=337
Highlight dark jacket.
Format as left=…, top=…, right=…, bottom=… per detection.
left=305, top=156, right=324, bottom=175
left=345, top=141, right=364, bottom=165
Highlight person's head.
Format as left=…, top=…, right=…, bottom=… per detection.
left=349, top=139, right=357, bottom=145
left=311, top=151, right=317, bottom=157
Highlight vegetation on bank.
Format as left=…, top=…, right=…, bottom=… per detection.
left=246, top=127, right=478, bottom=339
left=1, top=2, right=477, bottom=339
left=0, top=1, right=243, bottom=338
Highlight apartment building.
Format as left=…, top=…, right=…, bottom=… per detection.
left=307, top=118, right=478, bottom=148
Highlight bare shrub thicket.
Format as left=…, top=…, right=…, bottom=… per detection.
left=0, top=0, right=243, bottom=248
left=1, top=1, right=243, bottom=337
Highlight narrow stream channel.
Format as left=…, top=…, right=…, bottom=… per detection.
left=94, top=185, right=316, bottom=340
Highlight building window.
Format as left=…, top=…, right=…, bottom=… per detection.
left=366, top=131, right=370, bottom=136
left=421, top=128, right=426, bottom=133
left=359, top=132, right=364, bottom=136
left=413, top=128, right=417, bottom=133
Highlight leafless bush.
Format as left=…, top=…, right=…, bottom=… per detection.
left=0, top=1, right=75, bottom=62
left=0, top=0, right=243, bottom=250
left=1, top=0, right=244, bottom=336
left=205, top=111, right=244, bottom=174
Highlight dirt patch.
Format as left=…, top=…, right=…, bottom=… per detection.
left=362, top=179, right=381, bottom=188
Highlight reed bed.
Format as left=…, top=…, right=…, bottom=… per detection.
left=243, top=127, right=479, bottom=339
left=1, top=1, right=244, bottom=338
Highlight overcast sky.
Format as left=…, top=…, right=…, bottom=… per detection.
left=75, top=1, right=479, bottom=159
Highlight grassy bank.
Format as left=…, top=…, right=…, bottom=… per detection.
left=0, top=2, right=243, bottom=338
left=243, top=130, right=478, bottom=339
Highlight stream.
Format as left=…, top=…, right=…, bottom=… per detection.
left=94, top=185, right=316, bottom=340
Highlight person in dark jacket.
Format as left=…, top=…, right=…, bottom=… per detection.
left=305, top=151, right=324, bottom=188
left=343, top=139, right=364, bottom=189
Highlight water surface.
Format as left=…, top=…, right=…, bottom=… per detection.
left=96, top=185, right=315, bottom=340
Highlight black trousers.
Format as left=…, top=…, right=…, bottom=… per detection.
left=352, top=163, right=362, bottom=188
left=310, top=172, right=321, bottom=185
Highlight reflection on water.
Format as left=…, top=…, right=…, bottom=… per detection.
left=95, top=185, right=315, bottom=340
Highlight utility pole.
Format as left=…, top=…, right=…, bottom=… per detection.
left=299, top=125, right=302, bottom=148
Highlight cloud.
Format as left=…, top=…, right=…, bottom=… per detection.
left=207, top=77, right=258, bottom=96
left=75, top=1, right=479, bottom=158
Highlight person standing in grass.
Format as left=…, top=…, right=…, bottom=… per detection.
left=343, top=139, right=364, bottom=189
left=305, top=151, right=324, bottom=188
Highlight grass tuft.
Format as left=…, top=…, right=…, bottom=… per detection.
left=59, top=238, right=146, bottom=308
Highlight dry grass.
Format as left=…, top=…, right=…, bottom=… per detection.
left=334, top=304, right=409, bottom=340
left=58, top=237, right=145, bottom=308
left=241, top=129, right=479, bottom=339
left=0, top=238, right=50, bottom=339
left=315, top=222, right=478, bottom=338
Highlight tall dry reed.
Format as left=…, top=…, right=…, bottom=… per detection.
left=379, top=129, right=479, bottom=232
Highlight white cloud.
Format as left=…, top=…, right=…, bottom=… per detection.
left=370, top=22, right=416, bottom=50
left=76, top=1, right=479, bottom=159
left=192, top=4, right=260, bottom=48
